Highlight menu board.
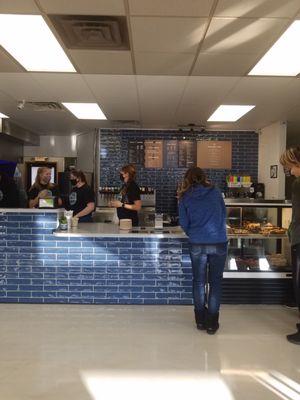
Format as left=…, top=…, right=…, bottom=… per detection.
left=163, top=140, right=178, bottom=168
left=128, top=140, right=144, bottom=165
left=197, top=140, right=232, bottom=169
left=178, top=140, right=196, bottom=168
left=144, top=140, right=163, bottom=168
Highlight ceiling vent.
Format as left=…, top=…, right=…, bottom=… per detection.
left=24, top=102, right=65, bottom=112
left=111, top=120, right=141, bottom=128
left=49, top=15, right=130, bottom=50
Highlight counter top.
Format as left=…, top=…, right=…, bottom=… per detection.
left=224, top=199, right=292, bottom=206
left=0, top=208, right=63, bottom=213
left=53, top=222, right=186, bottom=238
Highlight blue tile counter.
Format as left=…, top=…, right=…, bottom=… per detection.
left=0, top=210, right=293, bottom=305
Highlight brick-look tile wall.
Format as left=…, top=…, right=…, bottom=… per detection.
left=100, top=130, right=258, bottom=214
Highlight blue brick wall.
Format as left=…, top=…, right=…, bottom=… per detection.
left=0, top=212, right=193, bottom=305
left=100, top=129, right=258, bottom=214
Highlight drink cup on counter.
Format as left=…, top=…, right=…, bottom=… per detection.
left=119, top=219, right=132, bottom=230
left=71, top=217, right=79, bottom=228
left=64, top=210, right=73, bottom=230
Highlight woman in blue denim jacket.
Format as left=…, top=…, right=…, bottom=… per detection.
left=178, top=167, right=227, bottom=334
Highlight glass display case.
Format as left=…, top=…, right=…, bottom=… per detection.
left=225, top=200, right=292, bottom=275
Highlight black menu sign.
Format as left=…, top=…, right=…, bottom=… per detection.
left=178, top=140, right=196, bottom=168
left=163, top=140, right=178, bottom=168
left=128, top=140, right=144, bottom=165
left=144, top=140, right=163, bottom=168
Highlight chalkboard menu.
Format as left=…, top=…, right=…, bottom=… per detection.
left=128, top=140, right=144, bottom=165
left=163, top=140, right=178, bottom=168
left=178, top=140, right=196, bottom=168
left=197, top=140, right=232, bottom=169
left=144, top=140, right=163, bottom=168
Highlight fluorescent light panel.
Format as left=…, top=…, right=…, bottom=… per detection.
left=62, top=103, right=107, bottom=120
left=0, top=14, right=75, bottom=72
left=249, top=20, right=300, bottom=76
left=0, top=112, right=9, bottom=118
left=208, top=105, right=255, bottom=122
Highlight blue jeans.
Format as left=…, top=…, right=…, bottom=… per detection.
left=189, top=242, right=227, bottom=315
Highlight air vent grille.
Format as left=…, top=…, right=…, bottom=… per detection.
left=49, top=15, right=130, bottom=50
left=26, top=102, right=65, bottom=112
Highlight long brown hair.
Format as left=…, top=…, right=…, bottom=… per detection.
left=280, top=146, right=300, bottom=167
left=70, top=169, right=87, bottom=184
left=120, top=164, right=137, bottom=196
left=178, top=167, right=211, bottom=199
left=30, top=167, right=54, bottom=191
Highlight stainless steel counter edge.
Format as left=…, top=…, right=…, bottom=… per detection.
left=0, top=208, right=64, bottom=213
left=53, top=223, right=187, bottom=238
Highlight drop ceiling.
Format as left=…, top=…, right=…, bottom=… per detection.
left=0, top=0, right=300, bottom=135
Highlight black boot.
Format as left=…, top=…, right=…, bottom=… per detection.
left=287, top=331, right=300, bottom=345
left=194, top=309, right=206, bottom=330
left=206, top=313, right=219, bottom=335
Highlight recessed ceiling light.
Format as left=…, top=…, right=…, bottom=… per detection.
left=207, top=105, right=255, bottom=122
left=249, top=20, right=300, bottom=76
left=0, top=14, right=75, bottom=72
left=0, top=112, right=9, bottom=118
left=62, top=103, right=107, bottom=120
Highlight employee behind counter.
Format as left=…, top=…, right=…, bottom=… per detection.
left=110, top=164, right=142, bottom=226
left=67, top=170, right=95, bottom=223
left=28, top=167, right=62, bottom=208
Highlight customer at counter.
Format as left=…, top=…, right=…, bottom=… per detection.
left=280, top=147, right=300, bottom=345
left=28, top=167, right=62, bottom=208
left=178, top=167, right=227, bottom=335
left=0, top=171, right=19, bottom=208
left=110, top=164, right=142, bottom=227
left=67, top=170, right=95, bottom=223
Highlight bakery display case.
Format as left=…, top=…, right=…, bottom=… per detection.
left=225, top=200, right=292, bottom=275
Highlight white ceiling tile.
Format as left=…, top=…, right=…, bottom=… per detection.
left=38, top=0, right=126, bottom=15
left=222, top=77, right=293, bottom=105
left=135, top=52, right=195, bottom=75
left=214, top=0, right=300, bottom=18
left=192, top=53, right=258, bottom=76
left=30, top=73, right=96, bottom=102
left=129, top=0, right=215, bottom=17
left=0, top=49, right=23, bottom=73
left=0, top=0, right=40, bottom=13
left=130, top=17, right=208, bottom=53
left=0, top=73, right=47, bottom=101
left=83, top=75, right=138, bottom=104
left=69, top=50, right=134, bottom=74
left=202, top=17, right=289, bottom=54
left=180, top=76, right=240, bottom=105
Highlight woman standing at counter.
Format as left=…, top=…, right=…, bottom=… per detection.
left=68, top=170, right=95, bottom=223
left=110, top=164, right=142, bottom=227
left=280, top=147, right=300, bottom=345
left=28, top=167, right=62, bottom=208
left=0, top=171, right=19, bottom=208
left=178, top=167, right=227, bottom=335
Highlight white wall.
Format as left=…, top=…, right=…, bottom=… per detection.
left=258, top=121, right=286, bottom=199
left=76, top=132, right=95, bottom=173
left=23, top=135, right=77, bottom=158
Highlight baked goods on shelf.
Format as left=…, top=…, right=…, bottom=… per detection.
left=266, top=254, right=288, bottom=267
left=227, top=221, right=287, bottom=236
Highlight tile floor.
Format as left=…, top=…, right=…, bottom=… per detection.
left=0, top=304, right=299, bottom=400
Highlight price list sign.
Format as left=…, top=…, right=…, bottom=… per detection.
left=178, top=140, right=196, bottom=168
left=128, top=140, right=144, bottom=165
left=163, top=140, right=178, bottom=168
left=144, top=140, right=163, bottom=168
left=197, top=140, right=232, bottom=169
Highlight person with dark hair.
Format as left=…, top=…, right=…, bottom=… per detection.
left=0, top=171, right=19, bottom=208
left=178, top=167, right=227, bottom=334
left=68, top=170, right=95, bottom=222
left=110, top=164, right=142, bottom=226
left=28, top=167, right=62, bottom=208
left=280, top=146, right=300, bottom=345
